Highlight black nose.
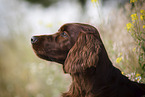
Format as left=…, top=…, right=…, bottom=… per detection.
left=31, top=36, right=38, bottom=44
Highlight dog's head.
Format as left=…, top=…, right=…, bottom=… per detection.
left=31, top=23, right=103, bottom=74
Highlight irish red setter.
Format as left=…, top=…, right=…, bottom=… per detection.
left=31, top=23, right=145, bottom=97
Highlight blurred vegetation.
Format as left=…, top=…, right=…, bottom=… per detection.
left=97, top=0, right=145, bottom=82
left=0, top=29, right=71, bottom=97
left=25, top=0, right=58, bottom=7
left=0, top=0, right=145, bottom=97
left=126, top=0, right=145, bottom=72
left=0, top=1, right=71, bottom=96
left=25, top=0, right=87, bottom=8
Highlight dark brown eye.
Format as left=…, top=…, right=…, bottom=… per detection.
left=60, top=32, right=68, bottom=37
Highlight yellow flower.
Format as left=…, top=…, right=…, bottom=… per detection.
left=126, top=23, right=133, bottom=31
left=91, top=0, right=99, bottom=3
left=130, top=0, right=137, bottom=3
left=121, top=72, right=124, bottom=74
left=137, top=78, right=140, bottom=82
left=140, top=15, right=144, bottom=21
left=143, top=25, right=145, bottom=29
left=131, top=13, right=138, bottom=23
left=140, top=9, right=145, bottom=14
left=132, top=47, right=136, bottom=52
left=136, top=73, right=141, bottom=77
left=140, top=9, right=145, bottom=21
left=116, top=57, right=123, bottom=64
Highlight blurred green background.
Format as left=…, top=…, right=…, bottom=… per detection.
left=0, top=0, right=145, bottom=97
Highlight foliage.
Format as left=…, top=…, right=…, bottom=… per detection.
left=125, top=0, right=145, bottom=75
left=25, top=0, right=58, bottom=7
left=0, top=34, right=70, bottom=97
left=94, top=0, right=145, bottom=83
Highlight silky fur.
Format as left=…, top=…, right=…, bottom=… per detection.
left=31, top=23, right=145, bottom=97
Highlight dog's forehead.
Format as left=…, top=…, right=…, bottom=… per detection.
left=59, top=24, right=80, bottom=34
left=60, top=23, right=75, bottom=31
left=60, top=23, right=94, bottom=32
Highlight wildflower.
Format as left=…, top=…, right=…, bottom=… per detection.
left=140, top=9, right=145, bottom=14
left=91, top=0, right=99, bottom=3
left=140, top=15, right=144, bottom=21
left=131, top=13, right=138, bottom=23
left=143, top=25, right=145, bottom=29
left=126, top=23, right=133, bottom=31
left=130, top=0, right=137, bottom=3
left=121, top=72, right=124, bottom=74
left=116, top=57, right=123, bottom=64
left=137, top=76, right=142, bottom=82
left=137, top=78, right=140, bottom=82
left=140, top=9, right=145, bottom=21
left=132, top=47, right=136, bottom=52
left=136, top=73, right=141, bottom=77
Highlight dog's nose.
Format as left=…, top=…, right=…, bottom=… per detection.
left=31, top=36, right=38, bottom=44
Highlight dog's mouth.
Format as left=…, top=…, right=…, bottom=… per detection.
left=32, top=48, right=52, bottom=61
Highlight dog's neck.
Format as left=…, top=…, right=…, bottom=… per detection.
left=63, top=45, right=123, bottom=97
left=66, top=60, right=119, bottom=97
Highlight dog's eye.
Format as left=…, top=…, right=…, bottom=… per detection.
left=60, top=32, right=68, bottom=37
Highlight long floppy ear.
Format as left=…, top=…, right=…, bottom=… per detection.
left=64, top=32, right=100, bottom=74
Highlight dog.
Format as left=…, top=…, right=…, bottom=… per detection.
left=31, top=23, right=145, bottom=97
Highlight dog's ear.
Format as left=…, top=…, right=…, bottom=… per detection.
left=64, top=32, right=100, bottom=74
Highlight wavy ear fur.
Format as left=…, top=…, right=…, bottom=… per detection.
left=64, top=32, right=100, bottom=74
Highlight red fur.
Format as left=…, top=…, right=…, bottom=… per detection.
left=31, top=23, right=145, bottom=97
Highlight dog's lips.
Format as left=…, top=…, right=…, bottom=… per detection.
left=33, top=49, right=65, bottom=64
left=31, top=44, right=41, bottom=51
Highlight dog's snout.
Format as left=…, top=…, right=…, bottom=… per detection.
left=31, top=36, right=38, bottom=44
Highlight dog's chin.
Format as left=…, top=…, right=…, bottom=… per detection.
left=37, top=54, right=53, bottom=61
left=35, top=53, right=64, bottom=64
